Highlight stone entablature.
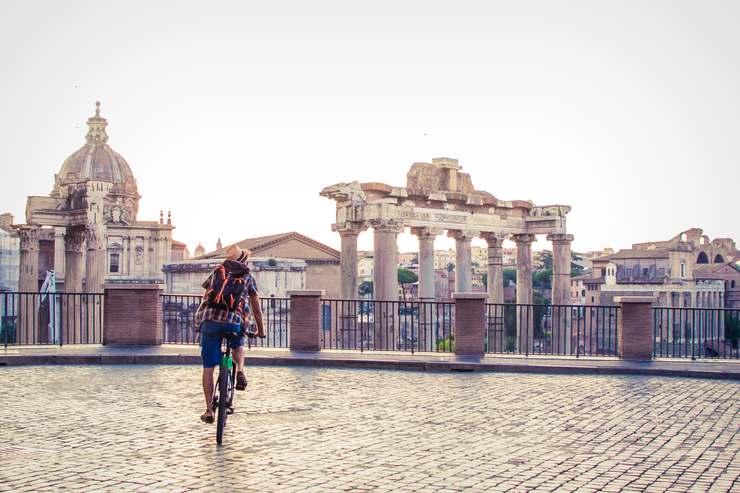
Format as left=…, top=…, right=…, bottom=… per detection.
left=322, top=163, right=570, bottom=238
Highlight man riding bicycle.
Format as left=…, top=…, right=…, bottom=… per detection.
left=194, top=244, right=265, bottom=423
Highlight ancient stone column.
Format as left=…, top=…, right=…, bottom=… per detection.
left=336, top=224, right=364, bottom=348
left=17, top=226, right=40, bottom=344
left=64, top=227, right=86, bottom=293
left=84, top=224, right=106, bottom=342
left=412, top=227, right=440, bottom=351
left=412, top=227, right=440, bottom=301
left=481, top=232, right=505, bottom=352
left=481, top=232, right=505, bottom=304
left=548, top=233, right=573, bottom=306
left=18, top=226, right=40, bottom=293
left=449, top=230, right=477, bottom=293
left=85, top=224, right=107, bottom=293
left=337, top=226, right=362, bottom=300
left=53, top=227, right=66, bottom=282
left=371, top=219, right=403, bottom=301
left=547, top=233, right=573, bottom=354
left=513, top=234, right=536, bottom=353
left=371, top=219, right=403, bottom=350
left=64, top=226, right=86, bottom=343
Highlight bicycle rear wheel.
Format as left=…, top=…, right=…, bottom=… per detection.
left=216, top=367, right=229, bottom=445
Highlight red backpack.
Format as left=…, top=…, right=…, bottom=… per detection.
left=205, top=264, right=248, bottom=312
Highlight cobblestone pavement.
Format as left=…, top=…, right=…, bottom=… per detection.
left=0, top=366, right=737, bottom=492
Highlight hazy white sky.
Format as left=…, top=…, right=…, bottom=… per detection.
left=1, top=1, right=738, bottom=255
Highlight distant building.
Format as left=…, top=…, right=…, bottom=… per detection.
left=358, top=255, right=373, bottom=284
left=170, top=240, right=189, bottom=261
left=575, top=229, right=737, bottom=308
left=0, top=214, right=19, bottom=292
left=197, top=231, right=340, bottom=298
left=399, top=252, right=417, bottom=267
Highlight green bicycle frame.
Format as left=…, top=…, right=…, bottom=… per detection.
left=220, top=353, right=233, bottom=369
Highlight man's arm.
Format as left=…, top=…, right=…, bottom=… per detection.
left=248, top=293, right=265, bottom=337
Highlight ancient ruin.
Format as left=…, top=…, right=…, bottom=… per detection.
left=322, top=157, right=574, bottom=306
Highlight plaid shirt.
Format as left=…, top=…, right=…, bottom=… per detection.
left=194, top=266, right=259, bottom=331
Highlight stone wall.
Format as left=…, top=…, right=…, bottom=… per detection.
left=305, top=262, right=340, bottom=299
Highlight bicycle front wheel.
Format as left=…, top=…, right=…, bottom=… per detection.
left=216, top=368, right=229, bottom=445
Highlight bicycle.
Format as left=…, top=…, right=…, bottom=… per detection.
left=212, top=328, right=257, bottom=445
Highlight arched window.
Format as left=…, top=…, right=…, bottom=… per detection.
left=696, top=251, right=709, bottom=264
left=714, top=254, right=724, bottom=263
left=680, top=262, right=686, bottom=278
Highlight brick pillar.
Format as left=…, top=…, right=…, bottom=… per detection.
left=453, top=292, right=487, bottom=356
left=288, top=289, right=324, bottom=351
left=616, top=296, right=655, bottom=360
left=103, top=284, right=164, bottom=345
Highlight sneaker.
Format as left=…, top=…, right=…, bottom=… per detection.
left=235, top=370, right=247, bottom=391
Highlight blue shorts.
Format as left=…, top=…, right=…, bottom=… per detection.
left=199, top=320, right=245, bottom=368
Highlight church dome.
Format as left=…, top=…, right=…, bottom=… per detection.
left=54, top=102, right=139, bottom=199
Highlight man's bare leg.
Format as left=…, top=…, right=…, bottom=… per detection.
left=233, top=345, right=245, bottom=373
left=202, top=367, right=215, bottom=418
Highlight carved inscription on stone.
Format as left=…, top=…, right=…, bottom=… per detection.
left=400, top=209, right=468, bottom=224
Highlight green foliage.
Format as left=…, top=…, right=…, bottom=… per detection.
left=397, top=268, right=418, bottom=285
left=503, top=268, right=516, bottom=285
left=0, top=317, right=16, bottom=344
left=725, top=313, right=740, bottom=349
left=398, top=268, right=418, bottom=299
left=538, top=251, right=553, bottom=270
left=532, top=269, right=552, bottom=289
left=437, top=337, right=454, bottom=351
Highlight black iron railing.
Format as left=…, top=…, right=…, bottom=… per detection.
left=1, top=292, right=104, bottom=346
left=653, top=307, right=740, bottom=359
left=161, top=294, right=290, bottom=348
left=319, top=299, right=455, bottom=352
left=486, top=303, right=620, bottom=357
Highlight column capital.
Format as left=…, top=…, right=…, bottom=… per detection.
left=546, top=233, right=574, bottom=243
left=480, top=232, right=506, bottom=246
left=16, top=225, right=41, bottom=252
left=410, top=227, right=443, bottom=239
left=369, top=218, right=404, bottom=234
left=64, top=226, right=86, bottom=253
left=447, top=229, right=479, bottom=241
left=333, top=222, right=366, bottom=236
left=512, top=233, right=537, bottom=244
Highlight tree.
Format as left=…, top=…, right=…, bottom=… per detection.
left=571, top=252, right=585, bottom=277
left=503, top=268, right=516, bottom=286
left=398, top=268, right=418, bottom=300
left=532, top=268, right=552, bottom=289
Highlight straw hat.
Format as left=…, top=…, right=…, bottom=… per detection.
left=225, top=244, right=251, bottom=263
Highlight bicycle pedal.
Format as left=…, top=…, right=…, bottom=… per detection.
left=227, top=407, right=234, bottom=415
